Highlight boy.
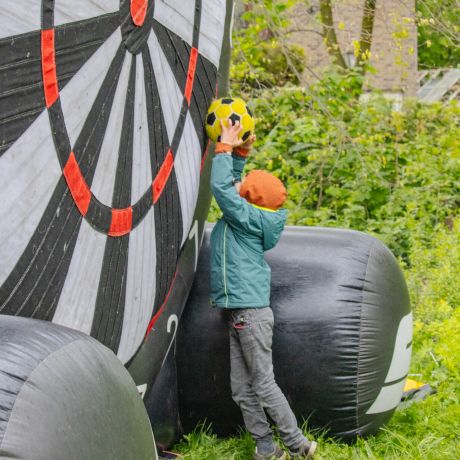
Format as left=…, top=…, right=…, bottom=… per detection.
left=209, top=120, right=317, bottom=460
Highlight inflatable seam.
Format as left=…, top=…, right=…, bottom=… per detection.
left=355, top=239, right=377, bottom=431
left=0, top=336, right=92, bottom=450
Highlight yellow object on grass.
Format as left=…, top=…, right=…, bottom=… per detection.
left=404, top=378, right=426, bottom=392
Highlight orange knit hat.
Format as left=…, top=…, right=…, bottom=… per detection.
left=239, top=170, right=287, bottom=210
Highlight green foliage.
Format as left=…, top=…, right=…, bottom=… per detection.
left=416, top=0, right=460, bottom=68
left=230, top=0, right=304, bottom=94
left=407, top=219, right=460, bottom=323
left=211, top=70, right=460, bottom=261
left=392, top=219, right=460, bottom=460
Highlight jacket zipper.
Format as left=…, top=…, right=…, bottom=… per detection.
left=223, top=223, right=229, bottom=307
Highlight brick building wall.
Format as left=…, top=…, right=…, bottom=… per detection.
left=286, top=0, right=418, bottom=97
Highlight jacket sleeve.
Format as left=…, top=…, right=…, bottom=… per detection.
left=232, top=154, right=246, bottom=182
left=211, top=154, right=260, bottom=234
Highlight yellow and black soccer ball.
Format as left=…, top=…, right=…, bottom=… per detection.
left=205, top=97, right=255, bottom=143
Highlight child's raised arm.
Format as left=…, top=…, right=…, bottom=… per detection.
left=210, top=121, right=260, bottom=235
left=233, top=134, right=256, bottom=184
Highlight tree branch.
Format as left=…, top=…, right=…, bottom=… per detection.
left=356, top=0, right=377, bottom=68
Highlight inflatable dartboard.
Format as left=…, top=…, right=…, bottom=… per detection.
left=0, top=0, right=232, bottom=382
left=177, top=225, right=412, bottom=438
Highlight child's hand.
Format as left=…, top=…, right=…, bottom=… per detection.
left=241, top=134, right=256, bottom=150
left=220, top=119, right=243, bottom=148
left=232, top=133, right=256, bottom=158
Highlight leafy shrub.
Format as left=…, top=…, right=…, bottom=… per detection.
left=211, top=70, right=460, bottom=262
left=231, top=40, right=304, bottom=93
left=230, top=0, right=304, bottom=94
left=406, top=218, right=460, bottom=322
left=417, top=0, right=460, bottom=68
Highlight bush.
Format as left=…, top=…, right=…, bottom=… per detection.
left=417, top=0, right=460, bottom=69
left=230, top=0, right=304, bottom=95
left=211, top=70, right=460, bottom=262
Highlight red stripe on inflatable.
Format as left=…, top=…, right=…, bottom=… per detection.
left=152, top=149, right=174, bottom=203
left=145, top=270, right=178, bottom=337
left=184, top=47, right=198, bottom=104
left=108, top=207, right=133, bottom=237
left=63, top=152, right=91, bottom=216
left=130, top=0, right=148, bottom=26
left=41, top=29, right=59, bottom=108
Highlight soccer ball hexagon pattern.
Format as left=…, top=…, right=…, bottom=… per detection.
left=205, top=97, right=255, bottom=143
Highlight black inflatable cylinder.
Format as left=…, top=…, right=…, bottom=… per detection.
left=177, top=226, right=411, bottom=438
left=0, top=315, right=157, bottom=459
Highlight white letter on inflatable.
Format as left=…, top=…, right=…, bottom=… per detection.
left=366, top=312, right=413, bottom=414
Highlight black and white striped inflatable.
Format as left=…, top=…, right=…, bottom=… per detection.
left=0, top=1, right=232, bottom=454
left=0, top=0, right=232, bottom=368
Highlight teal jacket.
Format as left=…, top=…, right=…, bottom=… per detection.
left=210, top=153, right=287, bottom=309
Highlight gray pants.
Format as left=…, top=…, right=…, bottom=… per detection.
left=228, top=307, right=307, bottom=450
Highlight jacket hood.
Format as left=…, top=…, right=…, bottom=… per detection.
left=260, top=208, right=287, bottom=251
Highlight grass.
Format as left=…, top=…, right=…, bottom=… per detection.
left=174, top=219, right=460, bottom=459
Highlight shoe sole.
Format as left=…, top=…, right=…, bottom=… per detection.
left=306, top=441, right=317, bottom=458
